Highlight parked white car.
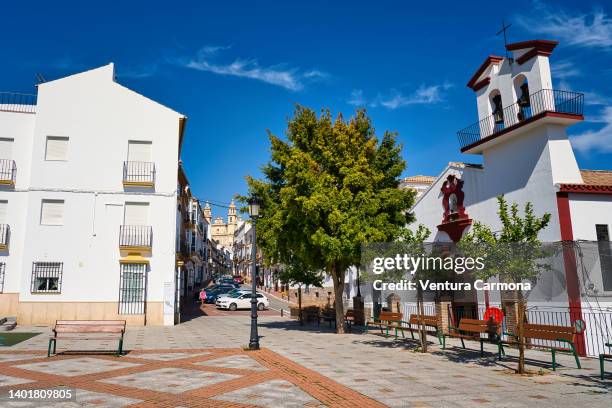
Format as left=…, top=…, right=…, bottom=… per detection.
left=216, top=292, right=269, bottom=311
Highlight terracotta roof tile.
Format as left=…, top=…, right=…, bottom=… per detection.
left=580, top=169, right=612, bottom=186
left=402, top=175, right=436, bottom=184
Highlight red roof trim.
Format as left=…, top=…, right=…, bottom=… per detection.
left=506, top=39, right=558, bottom=51
left=461, top=111, right=584, bottom=153
left=505, top=40, right=558, bottom=65
left=467, top=56, right=504, bottom=90
left=558, top=184, right=612, bottom=194
left=471, top=78, right=490, bottom=92
left=515, top=48, right=554, bottom=65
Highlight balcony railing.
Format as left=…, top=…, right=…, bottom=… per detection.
left=119, top=225, right=152, bottom=250
left=0, top=92, right=37, bottom=114
left=123, top=161, right=155, bottom=187
left=457, top=89, right=584, bottom=151
left=0, top=159, right=16, bottom=186
left=0, top=224, right=9, bottom=250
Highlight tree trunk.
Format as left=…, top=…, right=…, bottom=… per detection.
left=331, top=264, right=346, bottom=334
left=517, top=290, right=526, bottom=374
left=298, top=285, right=303, bottom=326
left=417, top=286, right=428, bottom=352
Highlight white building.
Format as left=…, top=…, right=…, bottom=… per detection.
left=0, top=63, right=194, bottom=326
left=408, top=39, right=612, bottom=356
left=399, top=175, right=436, bottom=199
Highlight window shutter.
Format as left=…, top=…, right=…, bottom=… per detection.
left=127, top=141, right=152, bottom=162
left=45, top=137, right=69, bottom=161
left=124, top=202, right=149, bottom=225
left=41, top=200, right=65, bottom=225
left=0, top=138, right=14, bottom=159
left=0, top=201, right=7, bottom=224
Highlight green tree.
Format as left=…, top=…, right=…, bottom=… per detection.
left=245, top=105, right=416, bottom=333
left=461, top=195, right=551, bottom=374
left=277, top=256, right=324, bottom=325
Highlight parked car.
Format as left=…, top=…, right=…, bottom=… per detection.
left=216, top=292, right=269, bottom=311
left=220, top=277, right=240, bottom=288
left=233, top=275, right=244, bottom=285
left=226, top=288, right=250, bottom=297
left=204, top=285, right=235, bottom=304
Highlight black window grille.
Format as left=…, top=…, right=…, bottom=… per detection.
left=31, top=262, right=62, bottom=293
left=123, top=161, right=155, bottom=185
left=118, top=263, right=147, bottom=314
left=0, top=263, right=5, bottom=292
left=0, top=224, right=9, bottom=247
left=596, top=225, right=612, bottom=291
left=0, top=159, right=16, bottom=183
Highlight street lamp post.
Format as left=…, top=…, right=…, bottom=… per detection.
left=248, top=196, right=261, bottom=350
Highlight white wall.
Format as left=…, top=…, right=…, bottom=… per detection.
left=1, top=64, right=184, bottom=325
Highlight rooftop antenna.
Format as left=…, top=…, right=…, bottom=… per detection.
left=35, top=73, right=46, bottom=84
left=496, top=20, right=513, bottom=63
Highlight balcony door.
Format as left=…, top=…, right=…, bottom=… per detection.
left=127, top=141, right=152, bottom=162
left=0, top=138, right=13, bottom=159
left=124, top=202, right=149, bottom=226
left=122, top=202, right=150, bottom=247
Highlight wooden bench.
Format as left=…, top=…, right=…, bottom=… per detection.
left=319, top=309, right=337, bottom=328
left=443, top=318, right=504, bottom=359
left=367, top=311, right=404, bottom=337
left=600, top=342, right=611, bottom=380
left=506, top=323, right=581, bottom=371
left=404, top=314, right=443, bottom=345
left=344, top=309, right=355, bottom=331
left=48, top=320, right=126, bottom=357
left=299, top=306, right=320, bottom=324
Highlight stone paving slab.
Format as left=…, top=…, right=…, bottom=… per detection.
left=0, top=348, right=384, bottom=407
left=4, top=314, right=612, bottom=407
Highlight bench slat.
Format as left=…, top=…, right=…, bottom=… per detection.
left=55, top=320, right=126, bottom=325
left=55, top=326, right=124, bottom=333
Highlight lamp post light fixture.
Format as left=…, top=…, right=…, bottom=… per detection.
left=248, top=195, right=262, bottom=350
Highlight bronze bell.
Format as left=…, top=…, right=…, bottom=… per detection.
left=518, top=83, right=531, bottom=107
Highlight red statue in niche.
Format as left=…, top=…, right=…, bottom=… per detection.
left=437, top=175, right=472, bottom=242
left=440, top=175, right=467, bottom=223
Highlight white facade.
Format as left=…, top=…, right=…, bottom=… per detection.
left=407, top=39, right=612, bottom=356
left=0, top=64, right=189, bottom=326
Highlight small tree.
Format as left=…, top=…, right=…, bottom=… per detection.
left=361, top=225, right=432, bottom=350
left=462, top=195, right=551, bottom=374
left=277, top=257, right=324, bottom=325
left=245, top=106, right=416, bottom=333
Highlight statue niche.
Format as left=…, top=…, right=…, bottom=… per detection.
left=441, top=175, right=467, bottom=223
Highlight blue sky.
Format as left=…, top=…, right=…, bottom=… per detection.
left=3, top=1, right=612, bottom=217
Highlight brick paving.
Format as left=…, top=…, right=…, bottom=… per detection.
left=2, top=312, right=611, bottom=407
left=0, top=348, right=384, bottom=407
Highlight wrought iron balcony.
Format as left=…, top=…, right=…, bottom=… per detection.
left=119, top=225, right=152, bottom=251
left=123, top=161, right=155, bottom=187
left=0, top=159, right=16, bottom=186
left=0, top=224, right=10, bottom=250
left=457, top=89, right=584, bottom=153
left=0, top=92, right=36, bottom=114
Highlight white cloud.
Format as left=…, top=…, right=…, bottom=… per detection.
left=571, top=106, right=612, bottom=153
left=552, top=60, right=580, bottom=79
left=180, top=45, right=327, bottom=91
left=350, top=83, right=452, bottom=110
left=118, top=64, right=158, bottom=79
left=347, top=89, right=366, bottom=106
left=516, top=2, right=612, bottom=49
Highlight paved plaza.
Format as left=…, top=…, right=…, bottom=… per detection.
left=1, top=310, right=610, bottom=407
